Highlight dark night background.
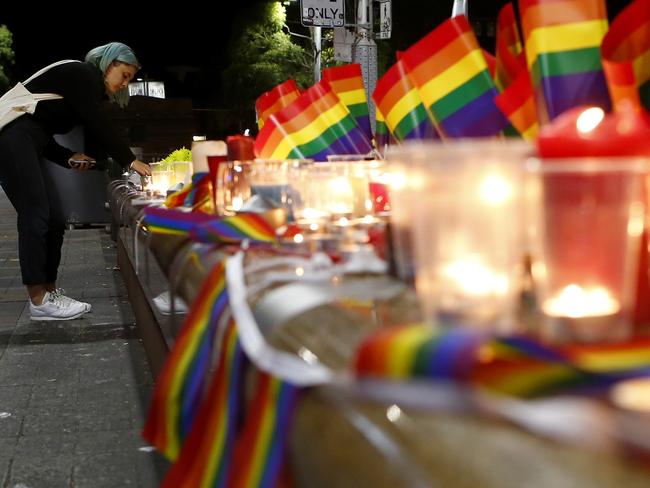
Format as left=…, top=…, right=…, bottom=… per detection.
left=0, top=0, right=635, bottom=151
left=2, top=0, right=633, bottom=105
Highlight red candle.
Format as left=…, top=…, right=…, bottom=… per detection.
left=536, top=105, right=650, bottom=333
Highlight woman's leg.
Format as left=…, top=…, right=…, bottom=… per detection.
left=0, top=123, right=61, bottom=303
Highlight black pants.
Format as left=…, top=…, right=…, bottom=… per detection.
left=0, top=117, right=65, bottom=285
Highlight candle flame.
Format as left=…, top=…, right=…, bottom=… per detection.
left=543, top=284, right=619, bottom=318
left=442, top=257, right=509, bottom=296
left=576, top=107, right=604, bottom=133
left=479, top=174, right=513, bottom=205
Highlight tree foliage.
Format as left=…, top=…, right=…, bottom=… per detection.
left=0, top=25, right=16, bottom=93
left=221, top=2, right=312, bottom=111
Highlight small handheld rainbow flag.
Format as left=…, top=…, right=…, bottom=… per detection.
left=227, top=372, right=299, bottom=488
left=494, top=3, right=526, bottom=91
left=401, top=16, right=509, bottom=137
left=519, top=0, right=611, bottom=122
left=161, top=319, right=245, bottom=487
left=256, top=80, right=302, bottom=130
left=142, top=206, right=215, bottom=236
left=143, top=262, right=230, bottom=460
left=495, top=68, right=539, bottom=140
left=372, top=58, right=438, bottom=141
left=374, top=107, right=392, bottom=154
left=601, top=0, right=650, bottom=112
left=254, top=80, right=373, bottom=161
left=322, top=63, right=373, bottom=141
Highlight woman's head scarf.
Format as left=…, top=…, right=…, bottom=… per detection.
left=85, top=42, right=140, bottom=107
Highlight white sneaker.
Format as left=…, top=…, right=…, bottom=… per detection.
left=30, top=291, right=88, bottom=321
left=153, top=291, right=187, bottom=315
left=54, top=288, right=92, bottom=313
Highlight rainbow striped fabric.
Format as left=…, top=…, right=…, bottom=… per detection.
left=374, top=107, right=392, bottom=153
left=143, top=206, right=215, bottom=236
left=322, top=63, right=373, bottom=141
left=189, top=213, right=278, bottom=245
left=164, top=172, right=213, bottom=212
left=519, top=0, right=611, bottom=122
left=372, top=58, right=438, bottom=141
left=255, top=80, right=301, bottom=130
left=227, top=372, right=299, bottom=488
left=162, top=319, right=244, bottom=487
left=253, top=80, right=373, bottom=161
left=495, top=69, right=540, bottom=140
left=601, top=0, right=650, bottom=112
left=401, top=15, right=509, bottom=137
left=495, top=3, right=527, bottom=91
left=355, top=324, right=650, bottom=398
left=143, top=262, right=230, bottom=460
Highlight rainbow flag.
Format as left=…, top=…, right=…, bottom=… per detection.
left=143, top=206, right=215, bottom=236
left=143, top=262, right=230, bottom=460
left=256, top=80, right=301, bottom=130
left=374, top=107, right=392, bottom=154
left=601, top=0, right=650, bottom=112
left=227, top=372, right=299, bottom=488
left=354, top=324, right=650, bottom=398
left=495, top=68, right=539, bottom=140
left=494, top=3, right=526, bottom=91
left=372, top=58, right=437, bottom=141
left=519, top=0, right=611, bottom=122
left=161, top=320, right=245, bottom=487
left=322, top=63, right=373, bottom=141
left=401, top=16, right=509, bottom=137
left=253, top=80, right=373, bottom=161
left=189, top=212, right=278, bottom=244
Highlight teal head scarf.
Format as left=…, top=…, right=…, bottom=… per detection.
left=85, top=42, right=140, bottom=107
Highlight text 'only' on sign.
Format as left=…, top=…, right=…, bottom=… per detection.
left=300, top=0, right=345, bottom=28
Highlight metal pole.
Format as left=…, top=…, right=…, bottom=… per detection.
left=352, top=0, right=377, bottom=133
left=313, top=26, right=322, bottom=82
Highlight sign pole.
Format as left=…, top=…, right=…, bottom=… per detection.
left=352, top=0, right=377, bottom=133
left=313, top=26, right=322, bottom=82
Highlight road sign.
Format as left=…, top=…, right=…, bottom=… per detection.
left=300, top=0, right=345, bottom=28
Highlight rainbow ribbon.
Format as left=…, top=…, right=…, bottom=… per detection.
left=227, top=372, right=299, bottom=488
left=143, top=262, right=230, bottom=460
left=142, top=206, right=214, bottom=236
left=189, top=213, right=278, bottom=245
left=161, top=319, right=245, bottom=487
left=355, top=325, right=650, bottom=398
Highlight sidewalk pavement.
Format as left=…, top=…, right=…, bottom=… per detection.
left=0, top=188, right=168, bottom=487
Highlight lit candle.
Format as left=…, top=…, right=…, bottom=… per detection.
left=611, top=378, right=650, bottom=413
left=542, top=284, right=620, bottom=318
left=441, top=256, right=509, bottom=299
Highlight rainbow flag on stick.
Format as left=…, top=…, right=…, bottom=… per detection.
left=372, top=59, right=438, bottom=141
left=254, top=80, right=373, bottom=161
left=143, top=262, right=230, bottom=460
left=494, top=3, right=526, bottom=91
left=495, top=68, right=539, bottom=140
left=227, top=372, right=299, bottom=488
left=322, top=63, right=373, bottom=141
left=256, top=80, right=301, bottom=130
left=161, top=319, right=245, bottom=487
left=374, top=107, right=392, bottom=155
left=519, top=0, right=611, bottom=122
left=601, top=0, right=650, bottom=112
left=401, top=16, right=509, bottom=137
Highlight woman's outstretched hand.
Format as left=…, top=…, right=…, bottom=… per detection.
left=130, top=160, right=151, bottom=176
